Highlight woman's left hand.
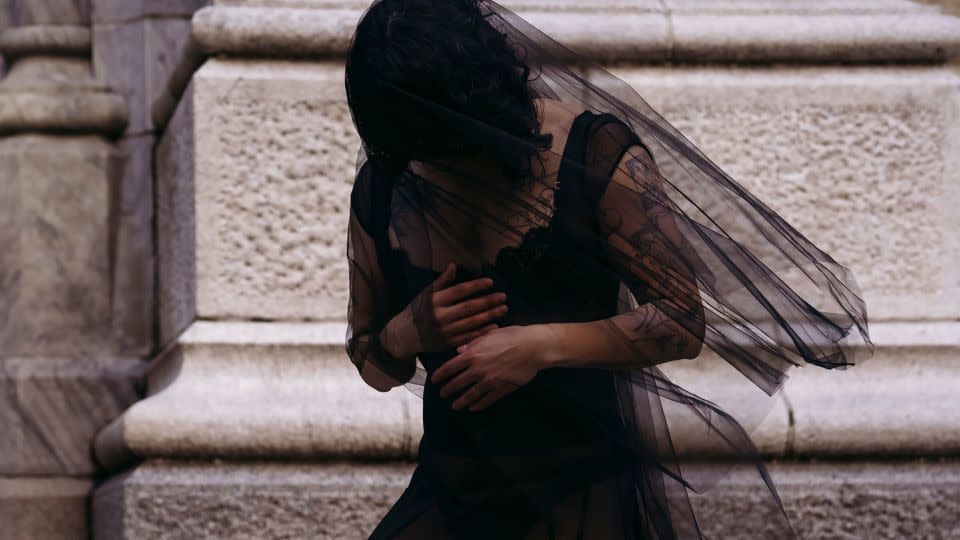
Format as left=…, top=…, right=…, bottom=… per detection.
left=431, top=324, right=554, bottom=412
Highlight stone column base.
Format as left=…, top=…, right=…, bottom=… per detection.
left=91, top=459, right=960, bottom=540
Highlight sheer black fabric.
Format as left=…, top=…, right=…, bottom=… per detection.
left=344, top=1, right=874, bottom=538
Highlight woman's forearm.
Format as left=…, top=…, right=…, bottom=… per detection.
left=377, top=307, right=420, bottom=364
left=535, top=302, right=704, bottom=370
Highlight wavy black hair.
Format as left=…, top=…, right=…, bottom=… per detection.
left=345, top=0, right=553, bottom=186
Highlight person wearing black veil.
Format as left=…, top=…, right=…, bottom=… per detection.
left=343, top=1, right=875, bottom=538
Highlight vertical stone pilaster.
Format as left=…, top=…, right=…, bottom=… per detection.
left=0, top=1, right=146, bottom=539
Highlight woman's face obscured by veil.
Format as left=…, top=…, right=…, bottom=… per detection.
left=344, top=0, right=552, bottom=183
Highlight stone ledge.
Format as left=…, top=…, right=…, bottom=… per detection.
left=93, top=321, right=423, bottom=473
left=91, top=459, right=960, bottom=540
left=203, top=0, right=938, bottom=15
left=190, top=4, right=960, bottom=63
left=664, top=0, right=937, bottom=14
left=0, top=25, right=91, bottom=58
left=177, top=319, right=959, bottom=347
left=93, top=320, right=960, bottom=474
left=670, top=13, right=960, bottom=63
left=0, top=90, right=129, bottom=134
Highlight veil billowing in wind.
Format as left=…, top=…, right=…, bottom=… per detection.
left=344, top=1, right=874, bottom=538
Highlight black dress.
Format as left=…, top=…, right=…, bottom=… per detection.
left=347, top=106, right=824, bottom=540
left=347, top=110, right=666, bottom=539
left=386, top=115, right=635, bottom=540
left=345, top=3, right=874, bottom=537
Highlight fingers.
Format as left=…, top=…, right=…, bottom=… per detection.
left=441, top=291, right=507, bottom=322
left=431, top=354, right=470, bottom=384
left=467, top=387, right=508, bottom=412
left=450, top=324, right=498, bottom=349
left=438, top=368, right=481, bottom=400
left=432, top=262, right=457, bottom=290
left=443, top=302, right=508, bottom=336
left=451, top=383, right=488, bottom=411
left=435, top=276, right=495, bottom=307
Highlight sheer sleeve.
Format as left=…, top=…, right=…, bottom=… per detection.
left=576, top=120, right=707, bottom=368
left=345, top=161, right=417, bottom=391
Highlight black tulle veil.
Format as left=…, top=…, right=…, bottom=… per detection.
left=344, top=1, right=875, bottom=538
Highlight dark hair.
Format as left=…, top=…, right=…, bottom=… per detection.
left=345, top=0, right=553, bottom=185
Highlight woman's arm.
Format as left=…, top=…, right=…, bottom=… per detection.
left=535, top=143, right=706, bottom=368
left=345, top=199, right=419, bottom=392
left=346, top=163, right=509, bottom=392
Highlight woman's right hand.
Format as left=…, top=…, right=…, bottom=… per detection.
left=379, top=262, right=508, bottom=358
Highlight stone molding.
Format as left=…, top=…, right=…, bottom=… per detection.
left=190, top=3, right=960, bottom=63
left=0, top=20, right=130, bottom=135
left=93, top=321, right=423, bottom=473
left=92, top=320, right=960, bottom=474
left=0, top=25, right=92, bottom=58
left=0, top=89, right=128, bottom=134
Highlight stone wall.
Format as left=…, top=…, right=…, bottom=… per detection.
left=2, top=0, right=959, bottom=539
left=0, top=1, right=147, bottom=538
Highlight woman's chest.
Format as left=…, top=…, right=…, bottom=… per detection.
left=387, top=211, right=618, bottom=325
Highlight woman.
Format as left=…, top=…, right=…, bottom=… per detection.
left=344, top=1, right=874, bottom=538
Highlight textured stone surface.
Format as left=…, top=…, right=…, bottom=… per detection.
left=92, top=461, right=410, bottom=540
left=0, top=136, right=117, bottom=357
left=608, top=67, right=960, bottom=321
left=692, top=460, right=960, bottom=539
left=165, top=63, right=959, bottom=323
left=0, top=357, right=143, bottom=475
left=0, top=477, right=91, bottom=540
left=91, top=460, right=960, bottom=540
left=158, top=60, right=360, bottom=322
